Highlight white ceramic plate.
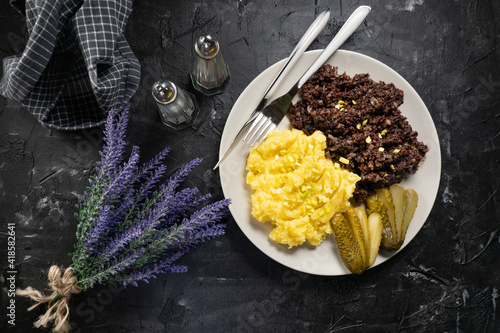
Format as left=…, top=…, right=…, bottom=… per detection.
left=218, top=50, right=441, bottom=276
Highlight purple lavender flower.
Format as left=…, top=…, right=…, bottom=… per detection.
left=71, top=105, right=231, bottom=289
left=159, top=188, right=210, bottom=227
left=98, top=105, right=130, bottom=176
left=131, top=199, right=230, bottom=263
left=101, top=145, right=140, bottom=201
left=109, top=155, right=169, bottom=228
left=135, top=146, right=171, bottom=184
left=79, top=247, right=146, bottom=288
left=82, top=205, right=113, bottom=250
left=116, top=249, right=189, bottom=287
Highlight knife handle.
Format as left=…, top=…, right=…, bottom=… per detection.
left=297, top=6, right=371, bottom=89
left=256, top=10, right=330, bottom=110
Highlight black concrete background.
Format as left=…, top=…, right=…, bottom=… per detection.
left=1, top=0, right=499, bottom=332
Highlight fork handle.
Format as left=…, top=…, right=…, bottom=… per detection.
left=297, top=6, right=371, bottom=88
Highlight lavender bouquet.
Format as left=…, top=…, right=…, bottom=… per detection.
left=18, top=106, right=231, bottom=333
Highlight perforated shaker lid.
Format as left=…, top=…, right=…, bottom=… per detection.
left=195, top=35, right=219, bottom=59
left=152, top=80, right=177, bottom=105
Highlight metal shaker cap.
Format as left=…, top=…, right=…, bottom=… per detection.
left=195, top=35, right=219, bottom=59
left=152, top=80, right=177, bottom=105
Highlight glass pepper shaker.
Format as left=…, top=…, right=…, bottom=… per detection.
left=190, top=34, right=230, bottom=95
left=152, top=80, right=199, bottom=130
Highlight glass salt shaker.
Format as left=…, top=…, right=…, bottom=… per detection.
left=190, top=34, right=230, bottom=95
left=152, top=80, right=199, bottom=130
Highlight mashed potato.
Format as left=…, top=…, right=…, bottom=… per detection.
left=246, top=129, right=360, bottom=248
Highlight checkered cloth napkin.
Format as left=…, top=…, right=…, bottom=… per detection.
left=0, top=0, right=140, bottom=130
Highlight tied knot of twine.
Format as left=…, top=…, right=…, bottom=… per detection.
left=16, top=265, right=84, bottom=333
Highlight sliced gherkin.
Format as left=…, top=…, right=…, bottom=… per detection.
left=332, top=207, right=382, bottom=274
left=332, top=210, right=366, bottom=274
left=365, top=184, right=419, bottom=251
left=401, top=188, right=418, bottom=242
left=390, top=184, right=405, bottom=241
left=367, top=213, right=383, bottom=266
left=366, top=191, right=396, bottom=251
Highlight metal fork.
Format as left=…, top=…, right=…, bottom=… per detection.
left=242, top=5, right=371, bottom=148
left=242, top=85, right=300, bottom=147
left=213, top=10, right=331, bottom=170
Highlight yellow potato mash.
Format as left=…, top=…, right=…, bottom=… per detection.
left=246, top=129, right=360, bottom=248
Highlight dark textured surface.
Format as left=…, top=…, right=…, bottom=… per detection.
left=1, top=1, right=499, bottom=332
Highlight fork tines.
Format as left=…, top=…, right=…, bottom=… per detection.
left=243, top=112, right=277, bottom=148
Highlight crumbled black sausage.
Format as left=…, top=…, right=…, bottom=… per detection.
left=288, top=65, right=428, bottom=202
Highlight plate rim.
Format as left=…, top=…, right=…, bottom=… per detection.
left=219, top=49, right=441, bottom=276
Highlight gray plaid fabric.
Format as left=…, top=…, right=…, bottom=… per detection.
left=0, top=0, right=140, bottom=130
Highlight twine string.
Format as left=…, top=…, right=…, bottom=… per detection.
left=16, top=265, right=83, bottom=333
